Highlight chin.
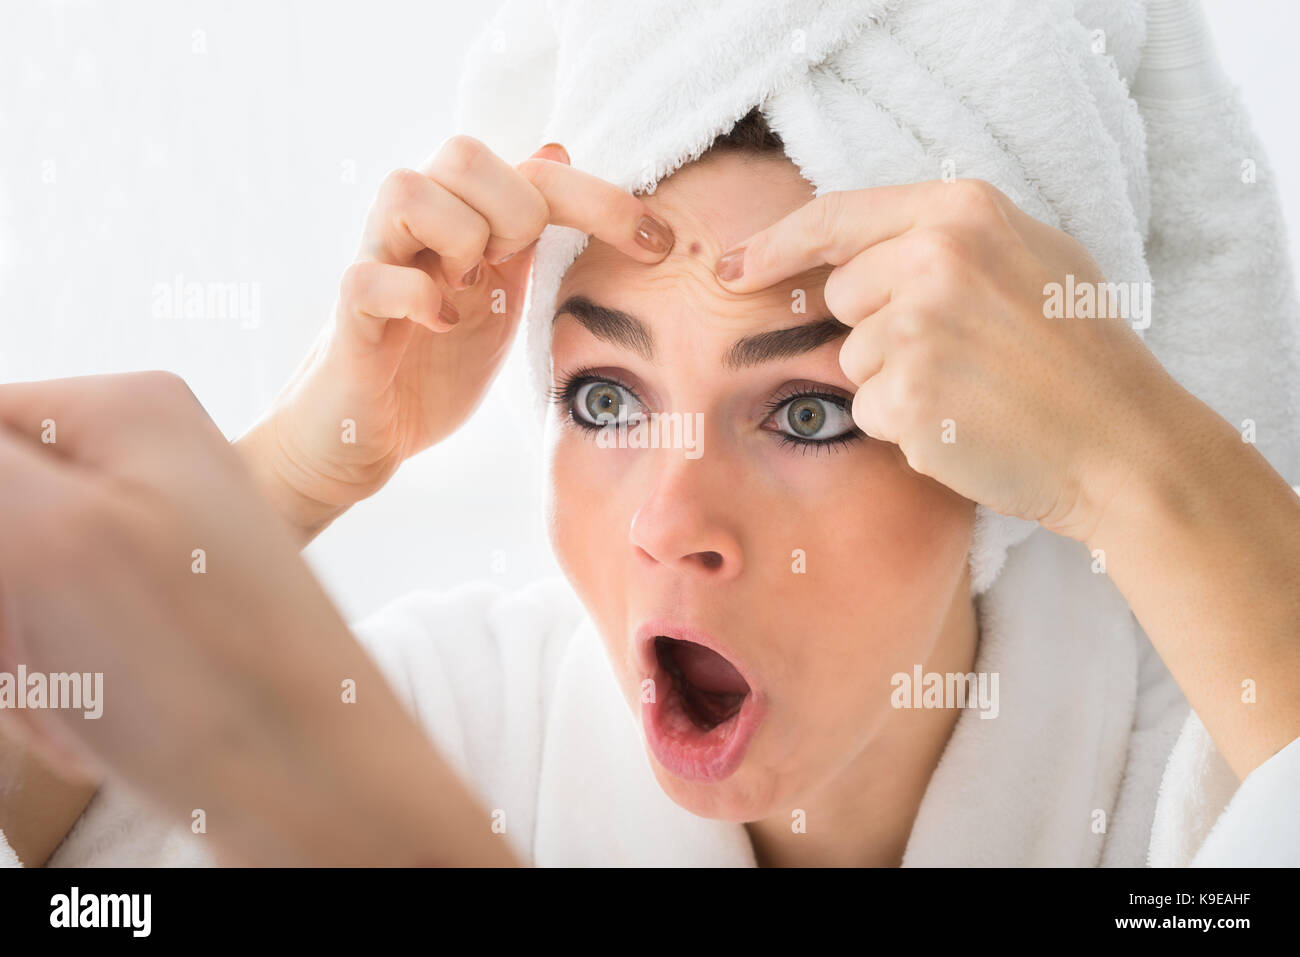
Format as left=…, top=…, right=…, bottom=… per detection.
left=645, top=755, right=778, bottom=823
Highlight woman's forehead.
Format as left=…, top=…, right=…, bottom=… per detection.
left=634, top=151, right=814, bottom=257
left=556, top=152, right=822, bottom=324
left=558, top=238, right=830, bottom=322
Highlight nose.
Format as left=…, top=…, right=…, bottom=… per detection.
left=628, top=451, right=744, bottom=580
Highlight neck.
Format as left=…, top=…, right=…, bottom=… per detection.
left=744, top=581, right=979, bottom=868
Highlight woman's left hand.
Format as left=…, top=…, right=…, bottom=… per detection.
left=713, top=178, right=1186, bottom=543
left=0, top=372, right=516, bottom=865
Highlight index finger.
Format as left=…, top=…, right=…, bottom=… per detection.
left=516, top=158, right=676, bottom=263
left=712, top=183, right=931, bottom=293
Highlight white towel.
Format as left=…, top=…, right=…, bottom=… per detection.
left=453, top=0, right=1300, bottom=595
left=448, top=0, right=1300, bottom=862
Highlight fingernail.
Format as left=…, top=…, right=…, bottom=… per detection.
left=538, top=142, right=570, bottom=164
left=715, top=246, right=745, bottom=281
left=439, top=298, right=460, bottom=326
left=635, top=214, right=674, bottom=255
left=461, top=262, right=481, bottom=288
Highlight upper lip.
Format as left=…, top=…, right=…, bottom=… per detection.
left=633, top=618, right=761, bottom=698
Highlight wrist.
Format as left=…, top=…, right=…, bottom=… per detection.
left=234, top=417, right=347, bottom=544
left=1081, top=380, right=1238, bottom=557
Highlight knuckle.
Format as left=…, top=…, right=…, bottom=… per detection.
left=379, top=167, right=425, bottom=208
left=888, top=308, right=927, bottom=348
left=890, top=362, right=930, bottom=415
left=437, top=134, right=487, bottom=177
left=339, top=260, right=377, bottom=303
left=143, top=372, right=204, bottom=428
left=907, top=229, right=967, bottom=290
left=135, top=368, right=186, bottom=392
left=908, top=228, right=963, bottom=266
left=948, top=178, right=1000, bottom=220
left=133, top=369, right=194, bottom=406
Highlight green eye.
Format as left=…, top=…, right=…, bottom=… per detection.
left=574, top=380, right=642, bottom=425
left=770, top=393, right=857, bottom=443
left=786, top=397, right=826, bottom=437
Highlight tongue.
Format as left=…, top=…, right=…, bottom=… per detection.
left=663, top=638, right=750, bottom=696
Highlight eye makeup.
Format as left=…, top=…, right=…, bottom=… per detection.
left=547, top=367, right=866, bottom=453
left=758, top=382, right=864, bottom=453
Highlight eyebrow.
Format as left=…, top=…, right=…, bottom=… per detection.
left=553, top=295, right=847, bottom=369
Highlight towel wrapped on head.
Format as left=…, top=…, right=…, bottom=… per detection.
left=454, top=0, right=1300, bottom=598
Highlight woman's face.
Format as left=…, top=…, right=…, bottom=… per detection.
left=546, top=150, right=976, bottom=822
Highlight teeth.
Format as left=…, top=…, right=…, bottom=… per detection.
left=680, top=682, right=745, bottom=730
left=655, top=637, right=746, bottom=731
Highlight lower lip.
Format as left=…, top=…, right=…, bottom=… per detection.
left=640, top=655, right=766, bottom=784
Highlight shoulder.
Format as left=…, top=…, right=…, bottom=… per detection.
left=348, top=577, right=589, bottom=860
left=349, top=576, right=586, bottom=699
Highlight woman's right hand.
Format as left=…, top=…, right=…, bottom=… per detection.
left=238, top=137, right=676, bottom=541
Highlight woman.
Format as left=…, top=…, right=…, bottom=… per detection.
left=2, top=0, right=1299, bottom=866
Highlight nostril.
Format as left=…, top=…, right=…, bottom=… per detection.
left=698, top=551, right=723, bottom=570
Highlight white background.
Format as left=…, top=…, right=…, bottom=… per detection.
left=2, top=0, right=1297, bottom=621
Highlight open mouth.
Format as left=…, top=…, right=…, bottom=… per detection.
left=637, top=624, right=766, bottom=783
left=654, top=635, right=750, bottom=730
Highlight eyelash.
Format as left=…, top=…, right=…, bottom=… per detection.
left=548, top=367, right=865, bottom=454
left=760, top=386, right=865, bottom=455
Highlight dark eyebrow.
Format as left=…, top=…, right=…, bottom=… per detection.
left=553, top=294, right=847, bottom=368
left=553, top=295, right=654, bottom=360
left=723, top=317, right=847, bottom=369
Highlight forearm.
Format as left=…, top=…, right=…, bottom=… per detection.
left=1086, top=385, right=1300, bottom=780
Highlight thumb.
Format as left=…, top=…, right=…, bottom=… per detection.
left=530, top=141, right=570, bottom=165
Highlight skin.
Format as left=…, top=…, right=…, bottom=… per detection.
left=3, top=136, right=1298, bottom=867
left=714, top=172, right=1300, bottom=782
left=0, top=373, right=518, bottom=867
left=546, top=150, right=979, bottom=866
left=238, top=138, right=676, bottom=541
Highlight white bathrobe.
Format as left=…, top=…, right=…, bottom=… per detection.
left=4, top=525, right=1299, bottom=868
left=4, top=0, right=1300, bottom=868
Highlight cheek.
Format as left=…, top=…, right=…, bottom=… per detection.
left=758, top=444, right=973, bottom=705
left=546, top=428, right=636, bottom=616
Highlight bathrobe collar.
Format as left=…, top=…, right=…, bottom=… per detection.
left=533, top=529, right=1139, bottom=866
